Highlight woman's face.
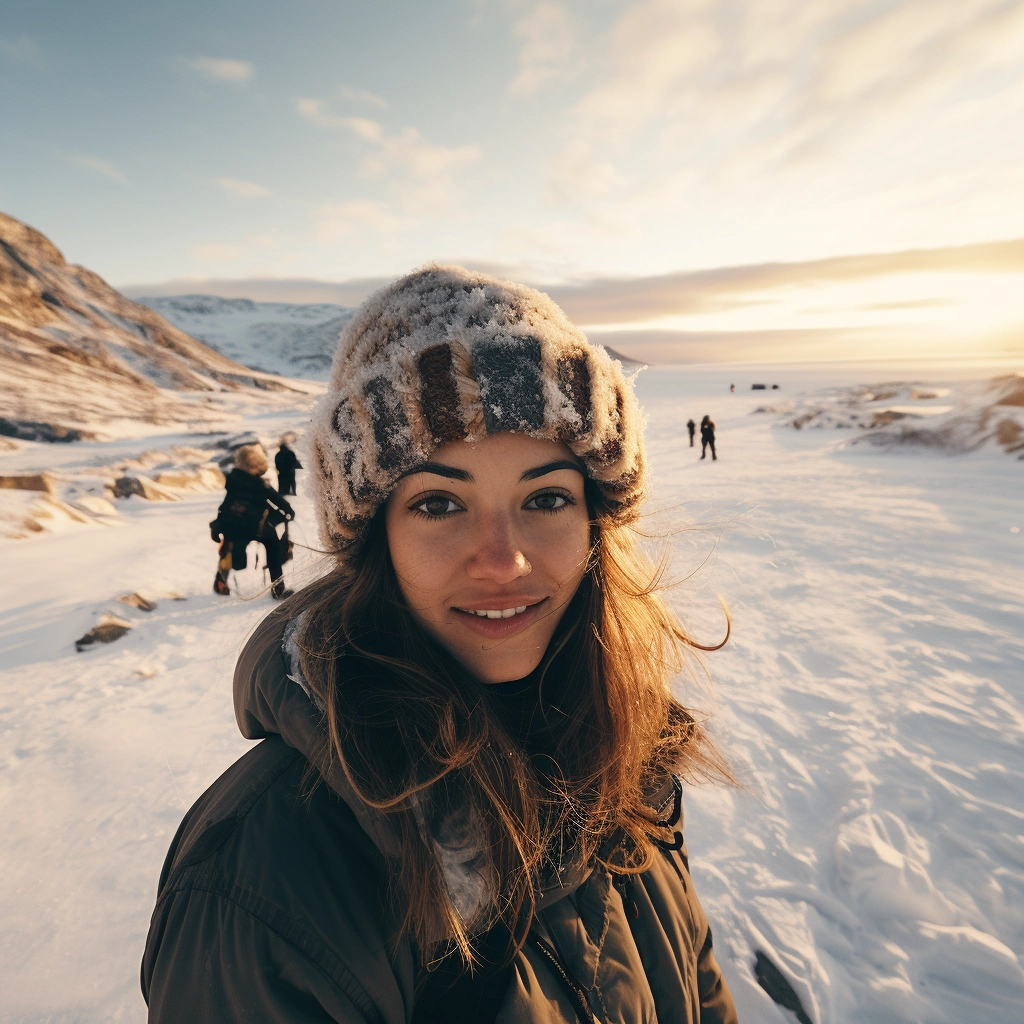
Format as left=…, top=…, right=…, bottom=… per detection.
left=385, top=432, right=591, bottom=684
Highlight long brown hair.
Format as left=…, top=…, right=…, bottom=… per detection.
left=293, top=480, right=732, bottom=966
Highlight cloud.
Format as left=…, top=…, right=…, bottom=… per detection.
left=66, top=153, right=129, bottom=184
left=215, top=177, right=272, bottom=199
left=338, top=85, right=388, bottom=108
left=546, top=238, right=1024, bottom=324
left=509, top=2, right=577, bottom=96
left=589, top=321, right=1023, bottom=364
left=0, top=33, right=45, bottom=69
left=540, top=0, right=1024, bottom=225
left=311, top=199, right=412, bottom=242
left=183, top=57, right=254, bottom=82
left=344, top=117, right=481, bottom=183
left=190, top=242, right=242, bottom=263
left=295, top=97, right=349, bottom=129
left=296, top=99, right=481, bottom=205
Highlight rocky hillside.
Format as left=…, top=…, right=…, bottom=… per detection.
left=0, top=211, right=298, bottom=440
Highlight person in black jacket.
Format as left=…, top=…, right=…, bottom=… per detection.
left=700, top=415, right=717, bottom=460
left=686, top=418, right=696, bottom=446
left=210, top=444, right=295, bottom=598
left=275, top=434, right=302, bottom=496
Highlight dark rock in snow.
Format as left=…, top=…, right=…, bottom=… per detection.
left=112, top=476, right=146, bottom=498
left=75, top=615, right=133, bottom=652
left=0, top=417, right=95, bottom=442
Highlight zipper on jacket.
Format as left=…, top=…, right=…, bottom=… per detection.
left=613, top=874, right=640, bottom=920
left=528, top=934, right=601, bottom=1024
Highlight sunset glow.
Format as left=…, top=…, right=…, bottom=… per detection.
left=1, top=0, right=1021, bottom=362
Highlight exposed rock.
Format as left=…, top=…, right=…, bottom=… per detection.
left=0, top=472, right=56, bottom=494
left=0, top=418, right=95, bottom=443
left=112, top=476, right=145, bottom=499
left=117, top=592, right=157, bottom=612
left=75, top=613, right=133, bottom=651
left=112, top=474, right=181, bottom=501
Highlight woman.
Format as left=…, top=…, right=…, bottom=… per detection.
left=143, top=266, right=738, bottom=1023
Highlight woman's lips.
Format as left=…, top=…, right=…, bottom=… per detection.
left=451, top=599, right=547, bottom=639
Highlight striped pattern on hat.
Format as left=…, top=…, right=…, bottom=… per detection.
left=310, top=264, right=646, bottom=555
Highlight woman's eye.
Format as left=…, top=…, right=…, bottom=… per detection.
left=525, top=492, right=568, bottom=511
left=413, top=496, right=461, bottom=517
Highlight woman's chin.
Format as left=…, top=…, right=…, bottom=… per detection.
left=455, top=649, right=545, bottom=685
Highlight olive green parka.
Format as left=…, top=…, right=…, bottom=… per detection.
left=141, top=607, right=738, bottom=1024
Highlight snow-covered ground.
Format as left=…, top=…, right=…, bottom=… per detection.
left=1, top=360, right=1022, bottom=1022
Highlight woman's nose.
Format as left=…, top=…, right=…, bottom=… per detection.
left=465, top=514, right=532, bottom=584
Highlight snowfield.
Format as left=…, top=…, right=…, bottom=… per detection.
left=0, top=361, right=1021, bottom=1023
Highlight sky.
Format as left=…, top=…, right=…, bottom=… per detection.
left=1, top=0, right=1023, bottom=362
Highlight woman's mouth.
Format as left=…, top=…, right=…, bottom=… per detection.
left=460, top=604, right=529, bottom=619
left=451, top=599, right=546, bottom=637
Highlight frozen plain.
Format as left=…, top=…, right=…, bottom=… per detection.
left=0, top=361, right=1021, bottom=1023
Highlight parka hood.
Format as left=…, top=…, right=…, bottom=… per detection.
left=233, top=604, right=592, bottom=933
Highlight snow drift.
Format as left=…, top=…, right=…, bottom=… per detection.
left=768, top=375, right=1024, bottom=458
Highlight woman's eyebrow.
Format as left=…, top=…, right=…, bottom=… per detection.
left=520, top=459, right=585, bottom=481
left=398, top=461, right=473, bottom=482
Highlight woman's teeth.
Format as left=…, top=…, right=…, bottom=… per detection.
left=463, top=605, right=529, bottom=619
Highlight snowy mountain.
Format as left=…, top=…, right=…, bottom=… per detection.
left=138, top=295, right=646, bottom=382
left=0, top=212, right=301, bottom=441
left=136, top=295, right=355, bottom=381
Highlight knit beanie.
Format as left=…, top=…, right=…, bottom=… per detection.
left=310, top=265, right=646, bottom=555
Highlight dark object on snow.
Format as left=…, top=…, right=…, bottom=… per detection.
left=210, top=467, right=294, bottom=595
left=113, top=476, right=145, bottom=499
left=700, top=416, right=717, bottom=461
left=686, top=418, right=696, bottom=446
left=0, top=417, right=94, bottom=443
left=751, top=384, right=766, bottom=390
left=753, top=951, right=812, bottom=1024
left=772, top=384, right=780, bottom=389
left=76, top=617, right=132, bottom=651
left=275, top=443, right=302, bottom=496
left=210, top=469, right=294, bottom=550
left=730, top=384, right=735, bottom=392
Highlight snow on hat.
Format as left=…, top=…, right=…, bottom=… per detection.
left=310, top=264, right=646, bottom=555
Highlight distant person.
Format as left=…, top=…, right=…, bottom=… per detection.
left=275, top=434, right=303, bottom=496
left=210, top=444, right=295, bottom=599
left=686, top=417, right=696, bottom=446
left=730, top=384, right=736, bottom=393
left=701, top=416, right=717, bottom=461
